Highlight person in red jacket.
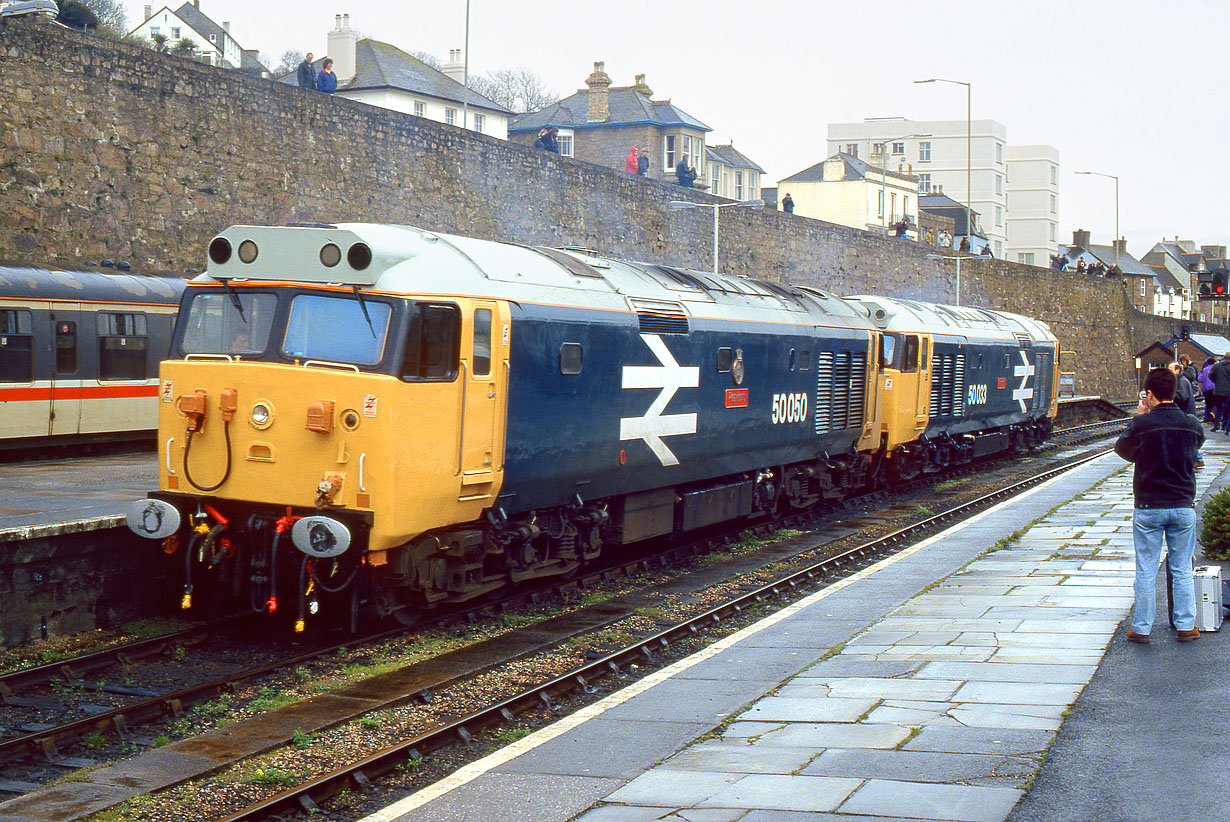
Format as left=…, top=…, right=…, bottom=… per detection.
left=625, top=147, right=639, bottom=173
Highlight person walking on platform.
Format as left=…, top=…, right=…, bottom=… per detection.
left=1199, top=357, right=1216, bottom=422
left=1209, top=352, right=1230, bottom=432
left=1115, top=367, right=1204, bottom=643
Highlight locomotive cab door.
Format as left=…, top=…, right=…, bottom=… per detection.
left=457, top=302, right=508, bottom=501
left=898, top=333, right=929, bottom=434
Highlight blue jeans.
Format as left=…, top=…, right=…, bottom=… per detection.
left=1131, top=507, right=1197, bottom=634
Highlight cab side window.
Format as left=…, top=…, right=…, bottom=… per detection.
left=472, top=309, right=492, bottom=377
left=401, top=303, right=460, bottom=380
left=880, top=334, right=897, bottom=369
left=901, top=335, right=920, bottom=373
left=0, top=309, right=33, bottom=383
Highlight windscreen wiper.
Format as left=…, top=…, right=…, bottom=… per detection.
left=353, top=286, right=376, bottom=338
left=217, top=278, right=246, bottom=322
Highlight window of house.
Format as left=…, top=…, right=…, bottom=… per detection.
left=903, top=196, right=909, bottom=220
left=98, top=312, right=149, bottom=380
left=413, top=100, right=425, bottom=117
left=171, top=27, right=180, bottom=38
left=735, top=171, right=744, bottom=200
left=1019, top=252, right=1034, bottom=265
left=473, top=113, right=485, bottom=134
left=445, top=108, right=457, bottom=125
left=748, top=172, right=758, bottom=195
left=557, top=130, right=573, bottom=157
left=1050, top=165, right=1057, bottom=184
left=994, top=240, right=1002, bottom=256
left=664, top=135, right=676, bottom=169
left=711, top=165, right=720, bottom=193
left=0, top=308, right=33, bottom=383
left=845, top=143, right=858, bottom=158
left=916, top=173, right=930, bottom=192
left=684, top=135, right=702, bottom=171
left=209, top=33, right=216, bottom=42
left=1049, top=222, right=1056, bottom=241
left=995, top=174, right=1002, bottom=195
left=995, top=205, right=1003, bottom=226
left=890, top=192, right=898, bottom=221
left=1050, top=194, right=1057, bottom=213
left=1139, top=280, right=1146, bottom=297
left=919, top=141, right=931, bottom=162
left=872, top=142, right=886, bottom=155
left=877, top=189, right=884, bottom=219
left=995, top=142, right=1004, bottom=163
left=892, top=142, right=904, bottom=155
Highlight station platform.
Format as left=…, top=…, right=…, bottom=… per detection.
left=0, top=453, right=154, bottom=540
left=359, top=435, right=1230, bottom=822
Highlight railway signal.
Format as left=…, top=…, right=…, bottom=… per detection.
left=1212, top=269, right=1229, bottom=299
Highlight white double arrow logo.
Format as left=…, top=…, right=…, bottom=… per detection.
left=1013, top=350, right=1035, bottom=412
left=619, top=334, right=699, bottom=467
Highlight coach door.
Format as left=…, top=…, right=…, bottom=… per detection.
left=457, top=302, right=508, bottom=501
left=0, top=303, right=44, bottom=438
left=48, top=306, right=83, bottom=437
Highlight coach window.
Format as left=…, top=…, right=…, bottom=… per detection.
left=98, top=312, right=149, bottom=380
left=472, top=309, right=492, bottom=376
left=0, top=309, right=33, bottom=383
left=560, top=343, right=583, bottom=374
left=901, top=335, right=920, bottom=373
left=401, top=303, right=460, bottom=381
left=716, top=347, right=732, bottom=372
left=55, top=321, right=78, bottom=374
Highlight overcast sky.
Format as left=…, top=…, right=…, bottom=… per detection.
left=122, top=0, right=1225, bottom=260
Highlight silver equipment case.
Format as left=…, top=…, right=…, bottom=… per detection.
left=1194, top=565, right=1222, bottom=632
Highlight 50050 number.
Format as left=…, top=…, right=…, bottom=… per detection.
left=772, top=392, right=808, bottom=424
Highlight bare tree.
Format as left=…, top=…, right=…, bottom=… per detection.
left=410, top=50, right=442, bottom=71
left=273, top=48, right=304, bottom=76
left=79, top=0, right=126, bottom=34
left=470, top=67, right=557, bottom=114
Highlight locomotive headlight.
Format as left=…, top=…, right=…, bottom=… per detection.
left=250, top=400, right=274, bottom=429
left=237, top=240, right=259, bottom=264
left=340, top=409, right=361, bottom=431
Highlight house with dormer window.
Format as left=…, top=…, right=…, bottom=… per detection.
left=128, top=1, right=267, bottom=75
left=509, top=63, right=712, bottom=186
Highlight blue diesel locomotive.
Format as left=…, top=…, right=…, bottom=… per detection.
left=125, top=224, right=1057, bottom=627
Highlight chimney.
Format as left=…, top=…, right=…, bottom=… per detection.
left=1114, top=238, right=1128, bottom=254
left=441, top=49, right=466, bottom=83
left=1073, top=228, right=1090, bottom=249
left=143, top=5, right=151, bottom=20
left=632, top=73, right=652, bottom=96
left=222, top=21, right=229, bottom=33
left=193, top=0, right=199, bottom=7
left=327, top=13, right=358, bottom=84
left=586, top=61, right=611, bottom=123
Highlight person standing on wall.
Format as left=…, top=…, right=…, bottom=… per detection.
left=637, top=148, right=649, bottom=176
left=1115, top=367, right=1204, bottom=643
left=782, top=193, right=794, bottom=213
left=675, top=157, right=695, bottom=188
left=625, top=146, right=639, bottom=174
left=316, top=58, right=337, bottom=94
left=297, top=52, right=316, bottom=90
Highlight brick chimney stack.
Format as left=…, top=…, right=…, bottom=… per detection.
left=586, top=61, right=611, bottom=122
left=1073, top=228, right=1091, bottom=249
left=1114, top=238, right=1128, bottom=254
left=632, top=73, right=652, bottom=96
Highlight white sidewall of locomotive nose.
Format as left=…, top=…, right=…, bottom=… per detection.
left=292, top=516, right=352, bottom=558
left=126, top=499, right=181, bottom=539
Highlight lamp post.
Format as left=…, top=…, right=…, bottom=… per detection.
left=1075, top=170, right=1119, bottom=269
left=461, top=0, right=471, bottom=129
left=915, top=78, right=971, bottom=250
left=926, top=252, right=988, bottom=307
left=668, top=199, right=765, bottom=275
left=873, top=132, right=930, bottom=231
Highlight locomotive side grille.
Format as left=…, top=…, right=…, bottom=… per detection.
left=1033, top=352, right=1051, bottom=410
left=637, top=312, right=690, bottom=334
left=930, top=353, right=966, bottom=418
left=815, top=351, right=866, bottom=433
left=815, top=352, right=834, bottom=434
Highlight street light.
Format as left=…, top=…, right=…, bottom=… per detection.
left=915, top=78, right=971, bottom=251
left=926, top=252, right=988, bottom=307
left=872, top=133, right=930, bottom=230
left=461, top=0, right=471, bottom=129
left=668, top=199, right=765, bottom=275
left=1075, top=170, right=1119, bottom=269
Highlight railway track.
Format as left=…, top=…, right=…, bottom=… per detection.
left=0, top=424, right=1126, bottom=821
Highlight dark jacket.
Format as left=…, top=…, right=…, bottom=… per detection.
left=782, top=195, right=794, bottom=213
left=297, top=60, right=316, bottom=90
left=1211, top=360, right=1230, bottom=395
left=316, top=70, right=337, bottom=94
left=1114, top=402, right=1204, bottom=508
left=675, top=160, right=695, bottom=187
left=1175, top=375, right=1195, bottom=415
left=637, top=154, right=649, bottom=175
left=533, top=132, right=559, bottom=153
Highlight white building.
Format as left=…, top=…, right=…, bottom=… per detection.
left=829, top=118, right=1057, bottom=260
left=129, top=2, right=267, bottom=74
left=279, top=16, right=511, bottom=139
left=706, top=145, right=763, bottom=201
left=1004, top=145, right=1060, bottom=266
left=778, top=153, right=919, bottom=235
